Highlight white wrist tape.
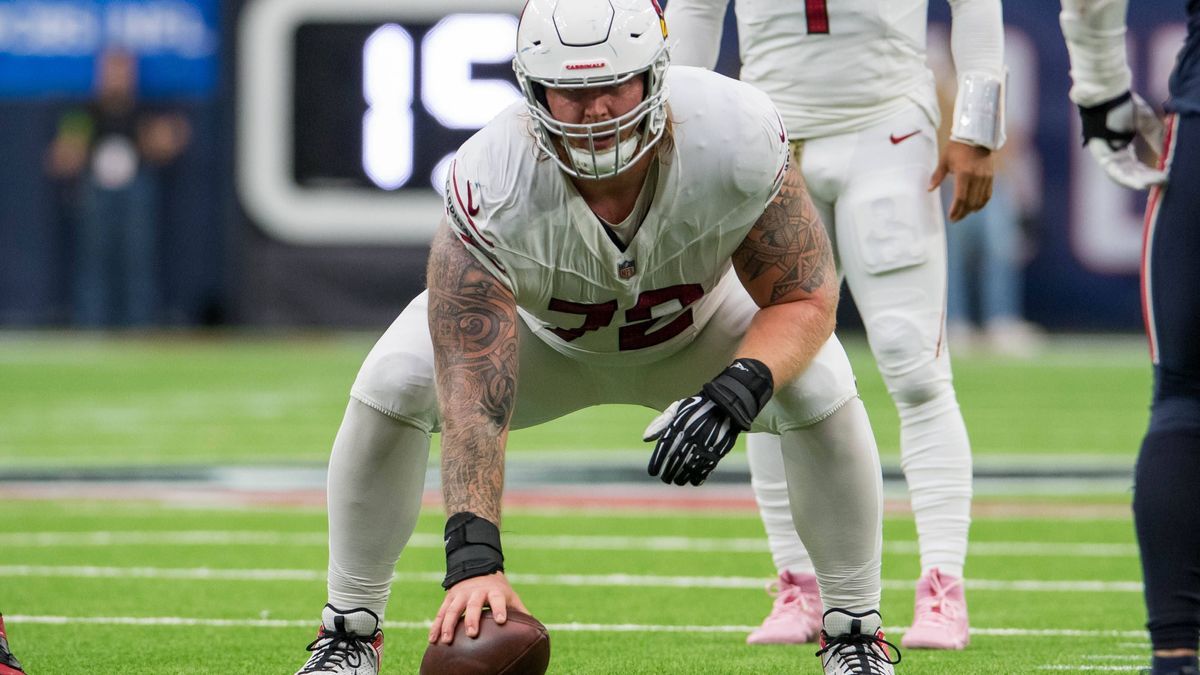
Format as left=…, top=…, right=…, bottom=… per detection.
left=950, top=70, right=1007, bottom=150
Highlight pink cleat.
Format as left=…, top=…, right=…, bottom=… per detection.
left=900, top=568, right=970, bottom=650
left=746, top=570, right=823, bottom=645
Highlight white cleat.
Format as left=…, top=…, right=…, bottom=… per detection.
left=295, top=604, right=384, bottom=675
left=816, top=608, right=901, bottom=675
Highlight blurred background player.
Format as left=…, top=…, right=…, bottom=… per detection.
left=294, top=1, right=900, bottom=673
left=666, top=0, right=1005, bottom=649
left=45, top=47, right=191, bottom=328
left=1059, top=1, right=1200, bottom=673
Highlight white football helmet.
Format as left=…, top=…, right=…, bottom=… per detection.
left=513, top=0, right=670, bottom=179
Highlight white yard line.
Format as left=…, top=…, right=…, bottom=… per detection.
left=0, top=565, right=1144, bottom=592
left=4, top=614, right=1148, bottom=639
left=0, top=531, right=1139, bottom=557
left=1036, top=662, right=1137, bottom=667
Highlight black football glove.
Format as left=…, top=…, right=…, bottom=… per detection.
left=1078, top=90, right=1166, bottom=190
left=644, top=358, right=773, bottom=486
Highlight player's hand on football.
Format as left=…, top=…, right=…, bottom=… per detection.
left=430, top=572, right=528, bottom=645
left=644, top=359, right=774, bottom=487
left=1077, top=91, right=1166, bottom=190
left=930, top=140, right=994, bottom=222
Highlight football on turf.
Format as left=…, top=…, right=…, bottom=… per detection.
left=419, top=609, right=551, bottom=675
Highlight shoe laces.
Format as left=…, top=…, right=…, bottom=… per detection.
left=816, top=630, right=902, bottom=674
left=913, top=572, right=964, bottom=625
left=298, top=627, right=378, bottom=673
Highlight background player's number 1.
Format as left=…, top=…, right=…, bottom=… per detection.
left=805, top=0, right=829, bottom=34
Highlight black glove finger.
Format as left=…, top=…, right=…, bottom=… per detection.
left=673, top=414, right=722, bottom=485
left=648, top=435, right=669, bottom=476
left=654, top=431, right=686, bottom=481
left=663, top=437, right=694, bottom=484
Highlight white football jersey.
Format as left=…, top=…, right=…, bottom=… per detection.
left=445, top=66, right=789, bottom=365
left=727, top=0, right=938, bottom=139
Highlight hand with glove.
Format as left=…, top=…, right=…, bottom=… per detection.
left=1078, top=91, right=1167, bottom=190
left=644, top=358, right=774, bottom=486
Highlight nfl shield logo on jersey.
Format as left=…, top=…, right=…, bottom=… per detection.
left=618, top=259, right=637, bottom=279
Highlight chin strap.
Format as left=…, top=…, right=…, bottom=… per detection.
left=567, top=133, right=643, bottom=178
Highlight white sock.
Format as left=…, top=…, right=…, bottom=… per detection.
left=779, top=400, right=883, bottom=613
left=326, top=399, right=431, bottom=620
left=747, top=432, right=814, bottom=576
left=896, top=386, right=972, bottom=579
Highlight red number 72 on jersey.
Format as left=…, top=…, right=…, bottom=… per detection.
left=548, top=284, right=705, bottom=351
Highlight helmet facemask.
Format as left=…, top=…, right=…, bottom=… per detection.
left=512, top=0, right=671, bottom=180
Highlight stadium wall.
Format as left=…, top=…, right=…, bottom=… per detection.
left=0, top=0, right=1187, bottom=329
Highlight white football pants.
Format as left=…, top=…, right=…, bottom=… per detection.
left=748, top=103, right=973, bottom=579
left=326, top=277, right=884, bottom=618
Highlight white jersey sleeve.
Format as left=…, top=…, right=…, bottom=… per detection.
left=443, top=102, right=532, bottom=295
left=1059, top=0, right=1133, bottom=106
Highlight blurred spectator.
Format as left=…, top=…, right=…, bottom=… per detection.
left=45, top=48, right=191, bottom=328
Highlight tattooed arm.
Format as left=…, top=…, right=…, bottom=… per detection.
left=427, top=220, right=528, bottom=644
left=428, top=219, right=518, bottom=524
left=730, top=162, right=838, bottom=388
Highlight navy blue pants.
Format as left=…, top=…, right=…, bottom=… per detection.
left=1135, top=112, right=1200, bottom=651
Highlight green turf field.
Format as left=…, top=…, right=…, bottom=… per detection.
left=0, top=332, right=1152, bottom=465
left=0, top=332, right=1154, bottom=673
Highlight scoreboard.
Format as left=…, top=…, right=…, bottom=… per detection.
left=237, top=0, right=524, bottom=244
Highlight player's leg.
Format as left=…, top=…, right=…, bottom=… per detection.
left=764, top=342, right=897, bottom=674
left=1135, top=112, right=1200, bottom=675
left=834, top=105, right=972, bottom=649
left=297, top=296, right=440, bottom=675
left=299, top=292, right=597, bottom=674
left=742, top=137, right=841, bottom=644
left=654, top=280, right=894, bottom=670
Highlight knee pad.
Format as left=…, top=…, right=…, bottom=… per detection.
left=867, top=312, right=952, bottom=408
left=350, top=349, right=439, bottom=433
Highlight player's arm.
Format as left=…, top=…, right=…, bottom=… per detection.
left=426, top=220, right=528, bottom=644
left=931, top=0, right=1006, bottom=221
left=1060, top=0, right=1165, bottom=189
left=662, top=0, right=729, bottom=69
left=643, top=163, right=836, bottom=487
left=731, top=161, right=837, bottom=387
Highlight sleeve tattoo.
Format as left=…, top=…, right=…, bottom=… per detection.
left=427, top=223, right=519, bottom=523
left=732, top=164, right=835, bottom=304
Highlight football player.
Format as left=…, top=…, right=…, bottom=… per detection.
left=666, top=0, right=1005, bottom=649
left=293, top=1, right=900, bottom=673
left=1059, top=2, right=1199, bottom=673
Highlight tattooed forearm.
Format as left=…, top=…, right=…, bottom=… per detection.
left=427, top=222, right=518, bottom=524
left=733, top=164, right=834, bottom=304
